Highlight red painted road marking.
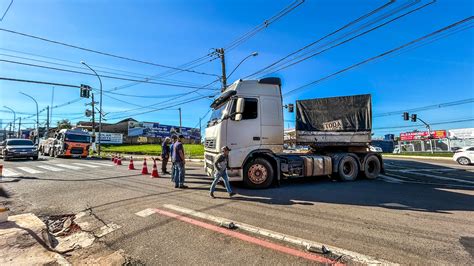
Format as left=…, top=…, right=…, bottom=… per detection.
left=153, top=208, right=342, bottom=265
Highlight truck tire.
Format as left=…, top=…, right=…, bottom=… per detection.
left=244, top=158, right=274, bottom=189
left=363, top=155, right=381, bottom=179
left=337, top=155, right=359, bottom=181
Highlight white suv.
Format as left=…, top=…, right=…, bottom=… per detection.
left=453, top=146, right=474, bottom=165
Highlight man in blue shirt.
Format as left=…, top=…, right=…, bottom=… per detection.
left=161, top=137, right=171, bottom=174
left=172, top=134, right=187, bottom=188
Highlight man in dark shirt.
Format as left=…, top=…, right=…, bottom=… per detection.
left=161, top=137, right=171, bottom=174
left=172, top=134, right=187, bottom=188
left=210, top=146, right=235, bottom=198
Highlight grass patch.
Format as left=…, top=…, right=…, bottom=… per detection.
left=101, top=144, right=204, bottom=159
left=383, top=152, right=453, bottom=157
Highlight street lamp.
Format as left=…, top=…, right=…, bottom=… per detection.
left=81, top=61, right=103, bottom=155
left=19, top=92, right=39, bottom=144
left=3, top=106, right=15, bottom=138
left=227, top=51, right=259, bottom=80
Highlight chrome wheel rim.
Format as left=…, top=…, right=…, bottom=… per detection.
left=459, top=158, right=469, bottom=165
left=248, top=164, right=268, bottom=184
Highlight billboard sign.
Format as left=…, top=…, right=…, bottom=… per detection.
left=93, top=132, right=123, bottom=144
left=448, top=128, right=474, bottom=139
left=127, top=121, right=200, bottom=140
left=400, top=130, right=447, bottom=141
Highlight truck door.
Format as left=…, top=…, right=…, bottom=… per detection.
left=226, top=97, right=261, bottom=168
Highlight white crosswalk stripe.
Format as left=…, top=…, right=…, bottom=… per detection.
left=72, top=163, right=99, bottom=168
left=37, top=165, right=64, bottom=172
left=2, top=168, right=20, bottom=177
left=55, top=164, right=82, bottom=170
left=17, top=167, right=43, bottom=174
left=88, top=162, right=114, bottom=167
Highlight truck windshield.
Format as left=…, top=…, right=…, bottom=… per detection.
left=65, top=134, right=91, bottom=143
left=208, top=103, right=228, bottom=127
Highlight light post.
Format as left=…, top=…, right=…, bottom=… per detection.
left=227, top=52, right=259, bottom=81
left=3, top=106, right=16, bottom=137
left=81, top=61, right=103, bottom=155
left=19, top=92, right=39, bottom=144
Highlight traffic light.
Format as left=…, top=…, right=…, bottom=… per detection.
left=411, top=114, right=417, bottom=122
left=80, top=84, right=91, bottom=98
left=288, top=104, right=294, bottom=113
left=403, top=112, right=409, bottom=121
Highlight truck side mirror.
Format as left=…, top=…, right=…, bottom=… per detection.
left=234, top=98, right=245, bottom=121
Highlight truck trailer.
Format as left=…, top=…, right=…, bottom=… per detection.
left=203, top=77, right=383, bottom=188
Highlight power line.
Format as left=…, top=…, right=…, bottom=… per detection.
left=250, top=0, right=435, bottom=78
left=283, top=16, right=474, bottom=96
left=0, top=76, right=80, bottom=88
left=0, top=59, right=220, bottom=90
left=0, top=51, right=207, bottom=87
left=373, top=118, right=474, bottom=130
left=0, top=28, right=220, bottom=77
left=374, top=98, right=474, bottom=117
left=0, top=0, right=13, bottom=21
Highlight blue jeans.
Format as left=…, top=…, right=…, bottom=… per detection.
left=210, top=171, right=233, bottom=194
left=171, top=162, right=175, bottom=181
left=174, top=162, right=185, bottom=187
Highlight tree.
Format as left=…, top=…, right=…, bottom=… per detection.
left=57, top=119, right=72, bottom=129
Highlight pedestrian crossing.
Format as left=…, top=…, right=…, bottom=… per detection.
left=1, top=160, right=119, bottom=177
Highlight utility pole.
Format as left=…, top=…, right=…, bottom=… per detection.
left=18, top=117, right=21, bottom=137
left=216, top=48, right=227, bottom=92
left=46, top=106, right=50, bottom=138
left=178, top=107, right=182, bottom=132
left=91, top=93, right=96, bottom=142
left=8, top=123, right=12, bottom=138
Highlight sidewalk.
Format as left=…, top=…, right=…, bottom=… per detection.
left=0, top=213, right=69, bottom=265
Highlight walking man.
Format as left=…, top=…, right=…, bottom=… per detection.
left=210, top=146, right=235, bottom=198
left=161, top=137, right=171, bottom=174
left=172, top=134, right=188, bottom=189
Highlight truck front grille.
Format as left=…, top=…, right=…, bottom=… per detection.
left=71, top=147, right=84, bottom=154
left=204, top=138, right=216, bottom=149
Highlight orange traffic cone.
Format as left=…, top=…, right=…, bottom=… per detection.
left=141, top=158, right=149, bottom=175
left=117, top=156, right=122, bottom=166
left=151, top=159, right=160, bottom=178
left=128, top=156, right=135, bottom=170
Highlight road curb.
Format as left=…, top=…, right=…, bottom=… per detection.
left=383, top=155, right=453, bottom=161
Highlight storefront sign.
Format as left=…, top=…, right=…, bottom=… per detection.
left=448, top=128, right=474, bottom=139
left=400, top=130, right=447, bottom=141
left=94, top=132, right=123, bottom=144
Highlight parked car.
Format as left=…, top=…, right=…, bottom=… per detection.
left=369, top=145, right=383, bottom=152
left=453, top=146, right=474, bottom=165
left=0, top=139, right=39, bottom=161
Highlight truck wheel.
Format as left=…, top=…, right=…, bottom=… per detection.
left=244, top=158, right=274, bottom=189
left=337, top=155, right=359, bottom=181
left=53, top=149, right=59, bottom=158
left=363, top=155, right=381, bottom=179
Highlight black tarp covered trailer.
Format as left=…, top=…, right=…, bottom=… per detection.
left=295, top=94, right=372, bottom=146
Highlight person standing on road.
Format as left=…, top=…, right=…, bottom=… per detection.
left=210, top=146, right=235, bottom=198
left=170, top=135, right=177, bottom=182
left=172, top=134, right=188, bottom=189
left=161, top=137, right=171, bottom=174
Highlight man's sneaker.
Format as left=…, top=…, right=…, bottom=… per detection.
left=174, top=185, right=179, bottom=188
left=210, top=192, right=215, bottom=198
left=179, top=185, right=189, bottom=189
left=229, top=192, right=236, bottom=197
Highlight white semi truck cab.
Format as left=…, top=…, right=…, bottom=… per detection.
left=204, top=77, right=383, bottom=188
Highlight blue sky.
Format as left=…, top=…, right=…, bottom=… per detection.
left=0, top=0, right=473, bottom=137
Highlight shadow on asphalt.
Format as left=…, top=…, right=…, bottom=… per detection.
left=232, top=160, right=474, bottom=214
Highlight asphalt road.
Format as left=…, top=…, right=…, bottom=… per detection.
left=1, top=156, right=473, bottom=265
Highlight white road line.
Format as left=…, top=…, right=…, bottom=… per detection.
left=135, top=208, right=156, bottom=217
left=88, top=162, right=114, bottom=167
left=380, top=174, right=404, bottom=183
left=54, top=164, right=82, bottom=170
left=16, top=167, right=43, bottom=174
left=37, top=165, right=63, bottom=172
left=409, top=172, right=474, bottom=185
left=162, top=204, right=395, bottom=265
left=72, top=163, right=99, bottom=168
left=2, top=168, right=20, bottom=177
left=389, top=168, right=464, bottom=173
